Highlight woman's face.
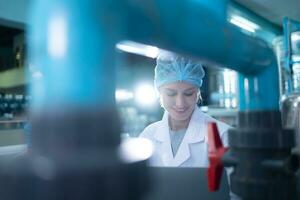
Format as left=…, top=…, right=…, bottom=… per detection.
left=159, top=82, right=198, bottom=122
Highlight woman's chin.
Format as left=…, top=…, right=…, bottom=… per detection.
left=170, top=113, right=190, bottom=122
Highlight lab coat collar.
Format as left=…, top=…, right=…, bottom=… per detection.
left=184, top=107, right=206, bottom=144
left=153, top=107, right=206, bottom=166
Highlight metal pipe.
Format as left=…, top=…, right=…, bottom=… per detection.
left=24, top=1, right=297, bottom=200
left=122, top=0, right=279, bottom=111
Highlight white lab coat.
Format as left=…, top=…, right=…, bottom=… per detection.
left=139, top=107, right=230, bottom=167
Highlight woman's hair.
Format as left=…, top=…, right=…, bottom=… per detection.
left=154, top=54, right=205, bottom=91
left=196, top=90, right=202, bottom=107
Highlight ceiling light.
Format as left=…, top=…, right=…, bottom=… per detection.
left=116, top=41, right=159, bottom=58
left=229, top=15, right=259, bottom=33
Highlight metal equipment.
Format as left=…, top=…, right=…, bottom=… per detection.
left=0, top=0, right=298, bottom=200
left=1, top=1, right=151, bottom=200
left=281, top=18, right=300, bottom=155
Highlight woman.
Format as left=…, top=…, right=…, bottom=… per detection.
left=139, top=54, right=230, bottom=167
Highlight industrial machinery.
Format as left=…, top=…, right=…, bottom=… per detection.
left=281, top=18, right=300, bottom=155
left=0, top=0, right=299, bottom=200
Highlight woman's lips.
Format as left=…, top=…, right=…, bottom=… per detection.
left=172, top=108, right=187, bottom=114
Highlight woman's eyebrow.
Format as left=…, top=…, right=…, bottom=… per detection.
left=184, top=87, right=197, bottom=92
left=164, top=88, right=176, bottom=92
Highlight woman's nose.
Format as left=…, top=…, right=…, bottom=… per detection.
left=175, top=95, right=185, bottom=107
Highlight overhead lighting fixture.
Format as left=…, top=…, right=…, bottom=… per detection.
left=116, top=41, right=159, bottom=58
left=229, top=15, right=259, bottom=33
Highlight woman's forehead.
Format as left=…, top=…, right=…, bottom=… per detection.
left=160, top=82, right=197, bottom=91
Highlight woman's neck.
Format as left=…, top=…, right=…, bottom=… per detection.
left=169, top=116, right=191, bottom=131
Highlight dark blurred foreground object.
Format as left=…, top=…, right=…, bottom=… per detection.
left=0, top=109, right=150, bottom=200
left=223, top=111, right=299, bottom=200
left=0, top=0, right=152, bottom=198
left=142, top=167, right=230, bottom=200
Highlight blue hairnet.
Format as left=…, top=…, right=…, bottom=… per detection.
left=154, top=54, right=205, bottom=89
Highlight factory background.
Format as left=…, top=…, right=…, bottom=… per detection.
left=0, top=0, right=299, bottom=199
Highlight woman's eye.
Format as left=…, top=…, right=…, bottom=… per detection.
left=184, top=92, right=194, bottom=96
left=166, top=92, right=176, bottom=96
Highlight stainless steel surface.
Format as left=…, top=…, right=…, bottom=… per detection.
left=207, top=68, right=238, bottom=109
left=273, top=32, right=300, bottom=96
left=281, top=93, right=300, bottom=153
left=291, top=31, right=300, bottom=57
left=273, top=36, right=290, bottom=96
left=293, top=63, right=300, bottom=91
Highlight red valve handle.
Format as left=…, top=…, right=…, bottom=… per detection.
left=207, top=122, right=229, bottom=192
